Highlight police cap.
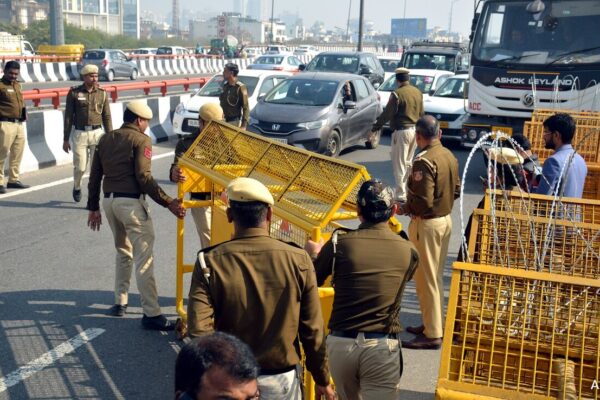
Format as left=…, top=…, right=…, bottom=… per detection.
left=126, top=100, right=153, bottom=120
left=80, top=64, right=99, bottom=76
left=394, top=67, right=410, bottom=74
left=199, top=103, right=224, bottom=122
left=227, top=177, right=274, bottom=205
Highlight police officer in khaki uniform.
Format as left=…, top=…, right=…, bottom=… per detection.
left=87, top=100, right=186, bottom=331
left=64, top=64, right=112, bottom=202
left=398, top=115, right=460, bottom=349
left=0, top=61, right=28, bottom=194
left=371, top=67, right=423, bottom=203
left=170, top=103, right=224, bottom=248
left=187, top=177, right=335, bottom=400
left=306, top=180, right=419, bottom=400
left=219, top=63, right=249, bottom=129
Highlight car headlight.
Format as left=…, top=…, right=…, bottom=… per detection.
left=298, top=119, right=327, bottom=130
left=467, top=129, right=478, bottom=140
left=249, top=117, right=259, bottom=126
left=175, top=103, right=186, bottom=115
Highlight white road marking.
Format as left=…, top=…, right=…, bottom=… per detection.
left=0, top=151, right=174, bottom=199
left=0, top=327, right=105, bottom=392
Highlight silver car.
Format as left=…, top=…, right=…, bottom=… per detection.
left=79, top=49, right=138, bottom=82
left=248, top=72, right=383, bottom=157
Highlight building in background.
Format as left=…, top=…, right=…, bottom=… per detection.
left=391, top=18, right=427, bottom=41
left=189, top=13, right=271, bottom=44
left=233, top=0, right=247, bottom=17
left=59, top=0, right=140, bottom=38
left=0, top=0, right=48, bottom=27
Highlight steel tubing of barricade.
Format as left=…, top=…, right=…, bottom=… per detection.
left=22, top=77, right=207, bottom=109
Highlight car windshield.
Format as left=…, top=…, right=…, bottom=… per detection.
left=197, top=75, right=260, bottom=97
left=305, top=55, right=359, bottom=73
left=403, top=53, right=456, bottom=71
left=83, top=51, right=105, bottom=59
left=255, top=56, right=283, bottom=65
left=265, top=79, right=339, bottom=106
left=380, top=59, right=401, bottom=72
left=410, top=74, right=436, bottom=93
left=433, top=77, right=468, bottom=98
left=379, top=76, right=397, bottom=92
left=157, top=48, right=172, bottom=55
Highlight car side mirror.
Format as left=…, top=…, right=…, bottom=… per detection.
left=344, top=100, right=356, bottom=110
left=360, top=67, right=373, bottom=75
left=298, top=64, right=306, bottom=71
left=373, top=82, right=380, bottom=89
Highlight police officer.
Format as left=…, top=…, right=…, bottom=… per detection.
left=64, top=64, right=112, bottom=202
left=398, top=115, right=460, bottom=350
left=0, top=60, right=28, bottom=194
left=306, top=179, right=419, bottom=400
left=170, top=103, right=224, bottom=248
left=219, top=63, right=249, bottom=129
left=187, top=177, right=335, bottom=400
left=371, top=67, right=423, bottom=203
left=87, top=100, right=186, bottom=331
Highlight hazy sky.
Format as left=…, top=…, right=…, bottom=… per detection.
left=142, top=0, right=477, bottom=35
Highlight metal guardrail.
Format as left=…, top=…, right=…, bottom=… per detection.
left=22, top=77, right=207, bottom=109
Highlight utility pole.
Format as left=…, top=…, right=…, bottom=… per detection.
left=357, top=0, right=364, bottom=51
left=270, top=0, right=275, bottom=44
left=345, top=0, right=352, bottom=43
left=49, top=0, right=65, bottom=45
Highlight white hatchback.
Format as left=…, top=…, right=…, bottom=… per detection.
left=424, top=74, right=469, bottom=141
left=172, top=70, right=293, bottom=136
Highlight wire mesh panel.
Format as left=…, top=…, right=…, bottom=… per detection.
left=440, top=264, right=600, bottom=399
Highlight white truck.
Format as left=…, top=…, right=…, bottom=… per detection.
left=0, top=32, right=35, bottom=58
left=461, top=0, right=600, bottom=146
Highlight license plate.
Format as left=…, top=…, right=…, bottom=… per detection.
left=439, top=121, right=449, bottom=129
left=272, top=138, right=288, bottom=145
left=187, top=119, right=199, bottom=127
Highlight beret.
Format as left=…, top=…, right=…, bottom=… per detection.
left=126, top=100, right=153, bottom=120
left=227, top=177, right=274, bottom=205
left=80, top=64, right=99, bottom=75
left=199, top=103, right=224, bottom=122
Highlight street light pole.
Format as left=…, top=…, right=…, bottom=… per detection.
left=345, top=0, right=352, bottom=43
left=270, top=0, right=275, bottom=44
left=357, top=0, right=364, bottom=51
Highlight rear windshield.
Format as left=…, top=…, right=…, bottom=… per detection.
left=83, top=51, right=105, bottom=59
left=379, top=58, right=401, bottom=72
left=255, top=56, right=283, bottom=64
left=157, top=47, right=173, bottom=55
left=305, top=55, right=359, bottom=73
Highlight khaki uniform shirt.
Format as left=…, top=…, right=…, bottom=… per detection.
left=87, top=122, right=172, bottom=211
left=219, top=80, right=249, bottom=125
left=0, top=77, right=24, bottom=120
left=314, top=222, right=419, bottom=333
left=406, top=139, right=460, bottom=218
left=64, top=84, right=112, bottom=141
left=188, top=228, right=330, bottom=386
left=372, top=83, right=423, bottom=131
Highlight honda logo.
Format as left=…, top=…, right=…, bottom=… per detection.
left=272, top=124, right=281, bottom=131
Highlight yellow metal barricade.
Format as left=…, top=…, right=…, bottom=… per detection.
left=437, top=190, right=600, bottom=399
left=173, top=121, right=402, bottom=398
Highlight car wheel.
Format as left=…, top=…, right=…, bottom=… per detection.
left=366, top=129, right=381, bottom=149
left=325, top=131, right=341, bottom=157
left=130, top=69, right=138, bottom=80
left=107, top=70, right=115, bottom=82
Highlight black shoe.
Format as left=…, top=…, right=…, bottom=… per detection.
left=0, top=185, right=5, bottom=194
left=7, top=181, right=30, bottom=189
left=406, top=325, right=425, bottom=335
left=107, top=304, right=127, bottom=317
left=73, top=189, right=82, bottom=202
left=142, top=314, right=175, bottom=331
left=402, top=335, right=442, bottom=350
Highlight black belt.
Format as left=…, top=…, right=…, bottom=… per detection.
left=225, top=116, right=240, bottom=122
left=104, top=192, right=142, bottom=199
left=260, top=365, right=296, bottom=376
left=0, top=117, right=20, bottom=123
left=76, top=124, right=102, bottom=131
left=190, top=192, right=211, bottom=200
left=330, top=330, right=396, bottom=339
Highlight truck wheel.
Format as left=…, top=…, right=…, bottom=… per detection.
left=107, top=70, right=115, bottom=82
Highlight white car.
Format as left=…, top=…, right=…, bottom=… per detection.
left=294, top=45, right=319, bottom=58
left=244, top=47, right=262, bottom=58
left=377, top=55, right=402, bottom=80
left=265, top=45, right=293, bottom=55
left=378, top=69, right=454, bottom=106
left=172, top=70, right=293, bottom=136
left=424, top=74, right=469, bottom=142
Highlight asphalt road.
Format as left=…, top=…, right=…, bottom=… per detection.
left=0, top=134, right=486, bottom=399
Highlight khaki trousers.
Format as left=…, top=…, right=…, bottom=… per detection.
left=102, top=197, right=162, bottom=317
left=72, top=128, right=104, bottom=190
left=0, top=121, right=25, bottom=185
left=327, top=333, right=402, bottom=400
left=408, top=215, right=452, bottom=339
left=190, top=206, right=212, bottom=249
left=390, top=127, right=416, bottom=202
left=257, top=369, right=301, bottom=400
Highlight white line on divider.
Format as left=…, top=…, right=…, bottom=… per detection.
left=0, top=151, right=174, bottom=199
left=0, top=328, right=105, bottom=392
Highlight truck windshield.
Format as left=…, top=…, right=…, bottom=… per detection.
left=473, top=0, right=600, bottom=65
